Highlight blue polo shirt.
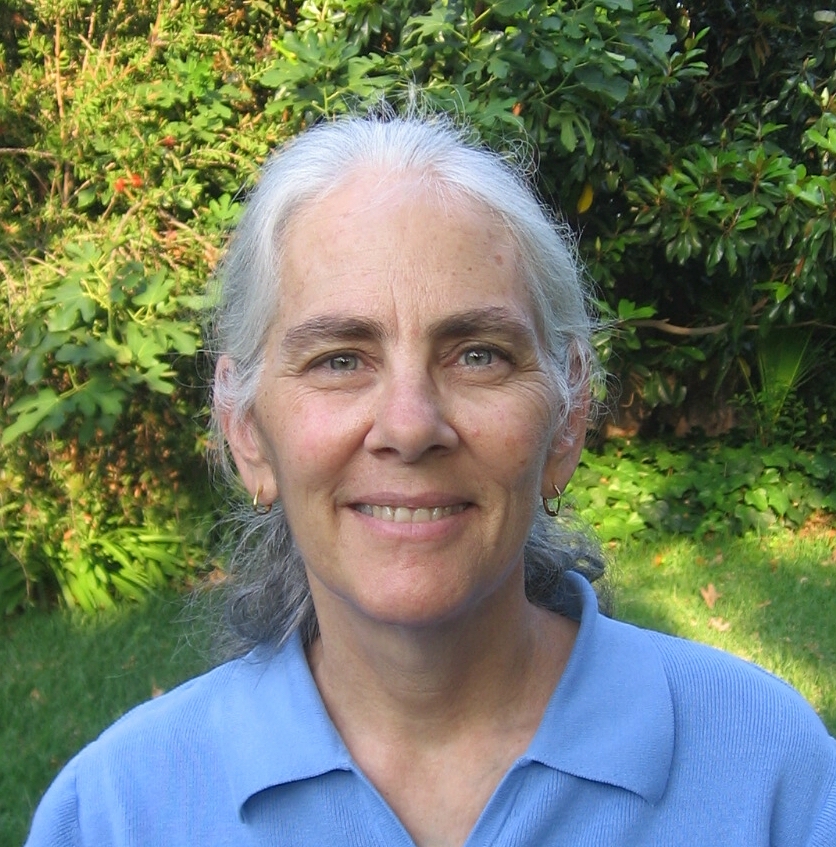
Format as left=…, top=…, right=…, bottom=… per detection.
left=26, top=573, right=836, bottom=846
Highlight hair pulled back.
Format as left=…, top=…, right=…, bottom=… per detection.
left=207, top=108, right=606, bottom=656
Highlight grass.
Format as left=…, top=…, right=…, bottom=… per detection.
left=3, top=528, right=834, bottom=846
left=1, top=591, right=209, bottom=847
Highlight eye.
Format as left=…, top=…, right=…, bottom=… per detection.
left=460, top=347, right=500, bottom=367
left=326, top=353, right=359, bottom=371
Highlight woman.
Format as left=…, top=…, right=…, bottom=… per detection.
left=27, top=112, right=835, bottom=847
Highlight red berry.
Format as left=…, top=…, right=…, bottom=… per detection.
left=130, top=173, right=143, bottom=188
left=114, top=177, right=126, bottom=193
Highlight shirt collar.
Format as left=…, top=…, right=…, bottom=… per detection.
left=524, top=572, right=675, bottom=803
left=217, top=572, right=675, bottom=813
left=213, top=632, right=354, bottom=814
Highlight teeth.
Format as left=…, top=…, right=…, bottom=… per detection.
left=355, top=503, right=466, bottom=523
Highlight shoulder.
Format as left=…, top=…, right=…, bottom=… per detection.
left=640, top=624, right=829, bottom=740
left=25, top=634, right=346, bottom=846
left=594, top=613, right=833, bottom=755
left=636, top=623, right=835, bottom=824
left=594, top=615, right=836, bottom=843
left=565, top=571, right=834, bottom=766
left=76, top=657, right=240, bottom=763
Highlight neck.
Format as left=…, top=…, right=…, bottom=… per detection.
left=305, top=577, right=579, bottom=847
left=306, top=580, right=576, bottom=746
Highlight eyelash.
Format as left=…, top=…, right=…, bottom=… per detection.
left=458, top=345, right=511, bottom=368
left=306, top=344, right=512, bottom=374
left=308, top=351, right=363, bottom=373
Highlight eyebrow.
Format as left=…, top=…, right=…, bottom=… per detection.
left=281, top=315, right=387, bottom=357
left=427, top=306, right=537, bottom=346
left=280, top=306, right=537, bottom=357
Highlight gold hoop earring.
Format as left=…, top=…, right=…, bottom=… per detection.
left=252, top=485, right=272, bottom=515
left=542, top=484, right=562, bottom=517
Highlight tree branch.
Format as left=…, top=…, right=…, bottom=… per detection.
left=624, top=318, right=729, bottom=337
left=0, top=148, right=60, bottom=160
left=625, top=318, right=836, bottom=336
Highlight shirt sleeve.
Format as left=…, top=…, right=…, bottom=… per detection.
left=24, top=760, right=83, bottom=847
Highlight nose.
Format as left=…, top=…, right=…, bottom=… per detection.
left=364, top=368, right=459, bottom=462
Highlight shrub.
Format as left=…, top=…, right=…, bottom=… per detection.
left=2, top=0, right=834, bottom=612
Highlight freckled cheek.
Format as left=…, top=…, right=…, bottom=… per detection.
left=507, top=433, right=548, bottom=479
left=467, top=399, right=551, bottom=452
left=275, top=401, right=368, bottom=483
left=461, top=421, right=543, bottom=483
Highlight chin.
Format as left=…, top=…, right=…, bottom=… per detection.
left=350, top=579, right=507, bottom=632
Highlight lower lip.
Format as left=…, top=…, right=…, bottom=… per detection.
left=348, top=504, right=472, bottom=542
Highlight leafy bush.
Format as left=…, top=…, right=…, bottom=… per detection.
left=0, top=0, right=268, bottom=611
left=1, top=0, right=834, bottom=612
left=572, top=440, right=836, bottom=542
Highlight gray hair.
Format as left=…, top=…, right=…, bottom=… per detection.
left=207, top=109, right=607, bottom=657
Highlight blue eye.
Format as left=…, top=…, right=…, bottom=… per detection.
left=328, top=354, right=359, bottom=371
left=461, top=348, right=496, bottom=367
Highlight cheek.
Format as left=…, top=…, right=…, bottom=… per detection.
left=466, top=396, right=553, bottom=470
left=272, top=397, right=368, bottom=484
left=465, top=422, right=551, bottom=493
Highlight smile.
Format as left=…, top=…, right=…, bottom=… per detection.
left=353, top=504, right=468, bottom=523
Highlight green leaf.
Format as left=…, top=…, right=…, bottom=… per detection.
left=79, top=377, right=127, bottom=418
left=132, top=271, right=174, bottom=308
left=140, top=363, right=176, bottom=394
left=766, top=486, right=790, bottom=517
left=2, top=388, right=64, bottom=444
left=76, top=188, right=98, bottom=209
left=573, top=66, right=630, bottom=103
left=559, top=119, right=577, bottom=152
left=487, top=56, right=509, bottom=80
left=617, top=299, right=657, bottom=320
left=46, top=282, right=99, bottom=331
left=258, top=66, right=289, bottom=88
left=125, top=322, right=164, bottom=368
left=744, top=487, right=769, bottom=512
left=492, top=0, right=530, bottom=16
left=538, top=48, right=557, bottom=70
left=156, top=321, right=199, bottom=355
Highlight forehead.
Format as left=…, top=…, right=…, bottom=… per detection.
left=277, top=169, right=534, bottom=330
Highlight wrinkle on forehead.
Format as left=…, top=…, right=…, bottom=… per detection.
left=276, top=167, right=528, bottom=341
left=286, top=165, right=513, bottom=259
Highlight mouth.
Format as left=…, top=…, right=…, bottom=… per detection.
left=352, top=503, right=469, bottom=523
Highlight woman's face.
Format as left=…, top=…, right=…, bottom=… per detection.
left=227, top=171, right=585, bottom=630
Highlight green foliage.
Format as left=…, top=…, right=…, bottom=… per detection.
left=0, top=0, right=273, bottom=612
left=610, top=0, right=836, bottom=430
left=737, top=327, right=818, bottom=446
left=1, top=0, right=835, bottom=613
left=572, top=440, right=836, bottom=542
left=0, top=414, right=210, bottom=613
left=3, top=244, right=200, bottom=445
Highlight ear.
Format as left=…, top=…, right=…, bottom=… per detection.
left=215, top=355, right=280, bottom=504
left=541, top=395, right=588, bottom=500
